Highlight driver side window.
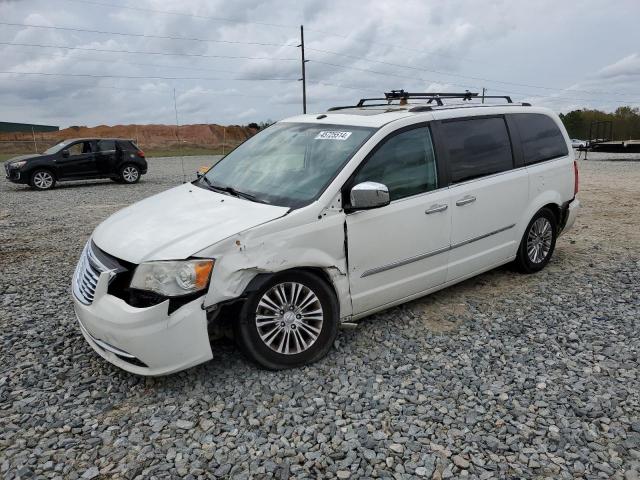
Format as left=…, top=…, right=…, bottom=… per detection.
left=352, top=126, right=438, bottom=201
left=68, top=141, right=93, bottom=156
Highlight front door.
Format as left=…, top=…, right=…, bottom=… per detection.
left=345, top=125, right=451, bottom=315
left=57, top=140, right=97, bottom=179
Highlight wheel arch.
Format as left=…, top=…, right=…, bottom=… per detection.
left=29, top=166, right=58, bottom=181
left=244, top=267, right=340, bottom=302
left=516, top=190, right=564, bottom=241
left=235, top=265, right=353, bottom=321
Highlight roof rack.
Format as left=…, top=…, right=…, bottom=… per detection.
left=327, top=89, right=515, bottom=111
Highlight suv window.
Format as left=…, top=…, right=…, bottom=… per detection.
left=440, top=117, right=513, bottom=184
left=352, top=126, right=437, bottom=201
left=117, top=140, right=136, bottom=151
left=67, top=141, right=93, bottom=156
left=512, top=113, right=569, bottom=164
left=97, top=140, right=116, bottom=152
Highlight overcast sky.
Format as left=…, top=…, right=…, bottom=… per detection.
left=1, top=0, right=639, bottom=128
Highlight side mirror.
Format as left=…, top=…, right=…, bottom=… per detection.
left=62, top=149, right=70, bottom=158
left=349, top=181, right=390, bottom=210
left=196, top=171, right=203, bottom=179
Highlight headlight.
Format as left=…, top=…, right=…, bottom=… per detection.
left=11, top=160, right=27, bottom=168
left=130, top=259, right=214, bottom=297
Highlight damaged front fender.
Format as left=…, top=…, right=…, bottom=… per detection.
left=196, top=209, right=353, bottom=320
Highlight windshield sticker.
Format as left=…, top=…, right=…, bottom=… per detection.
left=315, top=131, right=353, bottom=141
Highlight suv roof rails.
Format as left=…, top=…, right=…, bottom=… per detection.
left=327, top=89, right=525, bottom=112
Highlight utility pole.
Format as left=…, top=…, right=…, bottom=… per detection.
left=31, top=126, right=38, bottom=153
left=482, top=87, right=486, bottom=103
left=222, top=127, right=226, bottom=156
left=173, top=88, right=186, bottom=182
left=299, top=25, right=308, bottom=114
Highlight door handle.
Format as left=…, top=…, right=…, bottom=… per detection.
left=456, top=195, right=476, bottom=206
left=425, top=204, right=448, bottom=214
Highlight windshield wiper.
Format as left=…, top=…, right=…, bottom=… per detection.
left=208, top=182, right=271, bottom=204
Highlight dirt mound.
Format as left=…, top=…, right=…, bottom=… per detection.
left=0, top=123, right=257, bottom=154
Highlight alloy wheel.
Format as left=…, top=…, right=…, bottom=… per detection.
left=255, top=282, right=324, bottom=355
left=33, top=171, right=53, bottom=189
left=122, top=166, right=139, bottom=183
left=527, top=217, right=553, bottom=263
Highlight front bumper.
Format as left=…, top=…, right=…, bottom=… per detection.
left=560, top=197, right=580, bottom=234
left=72, top=269, right=213, bottom=376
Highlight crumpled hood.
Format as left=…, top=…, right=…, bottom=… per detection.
left=92, top=183, right=289, bottom=263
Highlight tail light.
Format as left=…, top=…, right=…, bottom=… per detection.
left=573, top=160, right=579, bottom=196
left=136, top=150, right=145, bottom=158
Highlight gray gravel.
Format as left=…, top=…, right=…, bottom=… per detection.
left=1, top=157, right=639, bottom=479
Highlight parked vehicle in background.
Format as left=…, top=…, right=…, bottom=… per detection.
left=4, top=138, right=147, bottom=190
left=72, top=91, right=579, bottom=375
left=571, top=138, right=587, bottom=148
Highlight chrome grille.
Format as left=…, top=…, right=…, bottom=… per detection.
left=73, top=242, right=110, bottom=305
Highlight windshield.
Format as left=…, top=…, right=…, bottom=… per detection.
left=200, top=122, right=375, bottom=208
left=44, top=140, right=71, bottom=155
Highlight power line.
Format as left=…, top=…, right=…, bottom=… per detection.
left=307, top=47, right=640, bottom=98
left=0, top=21, right=296, bottom=48
left=0, top=41, right=298, bottom=61
left=0, top=74, right=274, bottom=98
left=3, top=46, right=268, bottom=76
left=309, top=59, right=640, bottom=105
left=63, top=0, right=482, bottom=64
left=64, top=0, right=298, bottom=31
left=0, top=71, right=298, bottom=82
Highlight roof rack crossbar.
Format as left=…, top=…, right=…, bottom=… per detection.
left=327, top=89, right=519, bottom=113
left=353, top=89, right=513, bottom=107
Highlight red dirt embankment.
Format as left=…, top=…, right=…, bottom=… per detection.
left=0, top=124, right=257, bottom=154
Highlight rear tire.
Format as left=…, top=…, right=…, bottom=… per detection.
left=234, top=271, right=339, bottom=370
left=120, top=164, right=140, bottom=184
left=30, top=169, right=56, bottom=190
left=514, top=207, right=557, bottom=273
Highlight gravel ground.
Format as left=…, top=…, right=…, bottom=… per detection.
left=0, top=156, right=639, bottom=479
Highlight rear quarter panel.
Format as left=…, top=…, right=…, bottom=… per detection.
left=520, top=112, right=575, bottom=238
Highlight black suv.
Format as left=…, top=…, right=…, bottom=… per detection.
left=4, top=138, right=148, bottom=190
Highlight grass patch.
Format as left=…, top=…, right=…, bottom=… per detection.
left=0, top=153, right=22, bottom=162
left=145, top=146, right=237, bottom=158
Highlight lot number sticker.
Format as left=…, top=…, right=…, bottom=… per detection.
left=315, top=131, right=352, bottom=140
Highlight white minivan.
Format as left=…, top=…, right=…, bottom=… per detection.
left=72, top=91, right=580, bottom=375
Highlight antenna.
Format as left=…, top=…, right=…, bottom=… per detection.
left=173, top=87, right=186, bottom=183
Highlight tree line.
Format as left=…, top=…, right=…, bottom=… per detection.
left=559, top=106, right=640, bottom=140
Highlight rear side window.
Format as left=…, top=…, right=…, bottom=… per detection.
left=97, top=140, right=116, bottom=152
left=352, top=126, right=438, bottom=201
left=117, top=140, right=136, bottom=151
left=440, top=117, right=513, bottom=184
left=512, top=113, right=569, bottom=164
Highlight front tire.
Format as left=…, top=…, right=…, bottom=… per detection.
left=514, top=208, right=557, bottom=273
left=30, top=169, right=56, bottom=190
left=120, top=164, right=140, bottom=184
left=235, top=271, right=339, bottom=370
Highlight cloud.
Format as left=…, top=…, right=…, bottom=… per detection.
left=0, top=0, right=639, bottom=126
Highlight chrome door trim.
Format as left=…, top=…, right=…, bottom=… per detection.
left=361, top=246, right=450, bottom=278
left=450, top=223, right=515, bottom=250
left=359, top=223, right=516, bottom=278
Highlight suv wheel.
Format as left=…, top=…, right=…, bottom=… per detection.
left=515, top=208, right=557, bottom=273
left=30, top=170, right=56, bottom=190
left=235, top=271, right=339, bottom=369
left=120, top=164, right=140, bottom=184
